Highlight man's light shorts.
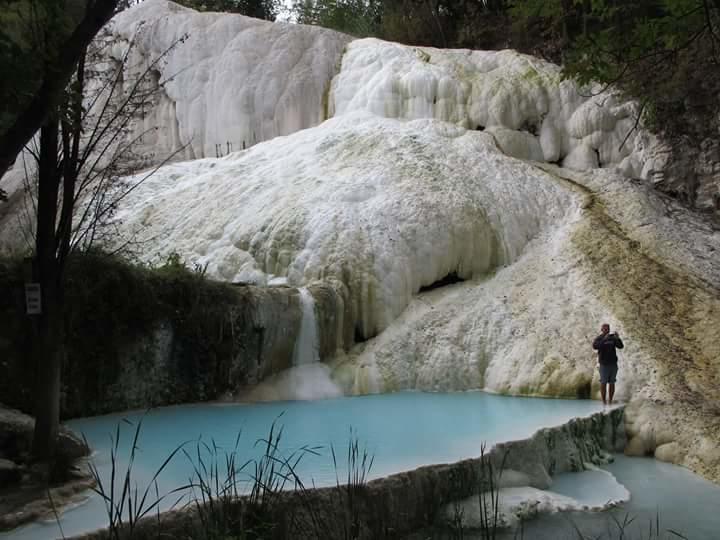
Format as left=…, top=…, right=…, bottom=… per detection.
left=599, top=363, right=618, bottom=384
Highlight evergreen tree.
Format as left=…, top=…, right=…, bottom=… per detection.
left=509, top=0, right=720, bottom=131
left=293, top=0, right=383, bottom=36
left=0, top=0, right=120, bottom=178
left=175, top=0, right=281, bottom=20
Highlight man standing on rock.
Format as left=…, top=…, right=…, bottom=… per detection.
left=593, top=323, right=624, bottom=405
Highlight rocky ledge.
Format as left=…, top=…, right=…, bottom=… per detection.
left=0, top=404, right=93, bottom=532
left=70, top=407, right=624, bottom=539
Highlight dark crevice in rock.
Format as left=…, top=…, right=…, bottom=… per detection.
left=576, top=380, right=592, bottom=399
left=354, top=325, right=368, bottom=344
left=521, top=120, right=539, bottom=136
left=418, top=272, right=464, bottom=293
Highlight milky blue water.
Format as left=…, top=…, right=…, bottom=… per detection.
left=2, top=391, right=602, bottom=540
left=498, top=455, right=720, bottom=540
left=6, top=392, right=720, bottom=540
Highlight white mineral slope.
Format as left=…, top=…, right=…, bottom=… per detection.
left=109, top=103, right=720, bottom=479
left=330, top=38, right=659, bottom=178
left=112, top=112, right=576, bottom=338
left=0, top=153, right=35, bottom=254
left=108, top=0, right=351, bottom=161
left=0, top=0, right=351, bottom=253
left=1, top=1, right=666, bottom=254
left=332, top=159, right=720, bottom=481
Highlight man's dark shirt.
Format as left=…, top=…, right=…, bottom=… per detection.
left=593, top=333, right=624, bottom=365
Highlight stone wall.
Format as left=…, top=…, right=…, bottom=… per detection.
left=70, top=408, right=624, bottom=539
left=95, top=284, right=308, bottom=413
left=0, top=254, right=353, bottom=418
left=69, top=281, right=358, bottom=416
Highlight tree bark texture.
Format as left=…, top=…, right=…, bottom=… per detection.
left=31, top=116, right=64, bottom=465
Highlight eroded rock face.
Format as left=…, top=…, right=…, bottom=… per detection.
left=108, top=0, right=351, bottom=161
left=331, top=40, right=655, bottom=178
left=308, top=279, right=355, bottom=358
left=68, top=284, right=310, bottom=415
left=90, top=282, right=357, bottom=415
left=649, top=135, right=720, bottom=214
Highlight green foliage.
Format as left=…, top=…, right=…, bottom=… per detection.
left=290, top=0, right=717, bottom=136
left=88, top=416, right=191, bottom=539
left=290, top=1, right=515, bottom=45
left=174, top=0, right=281, bottom=20
left=0, top=251, right=245, bottom=418
left=508, top=0, right=720, bottom=133
left=294, top=0, right=384, bottom=37
left=0, top=0, right=81, bottom=134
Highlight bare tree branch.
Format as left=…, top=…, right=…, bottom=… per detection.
left=0, top=0, right=120, bottom=177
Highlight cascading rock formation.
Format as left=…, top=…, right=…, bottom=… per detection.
left=1, top=0, right=719, bottom=483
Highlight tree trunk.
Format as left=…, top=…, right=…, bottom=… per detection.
left=0, top=0, right=119, bottom=177
left=560, top=0, right=572, bottom=62
left=31, top=281, right=63, bottom=466
left=31, top=116, right=64, bottom=467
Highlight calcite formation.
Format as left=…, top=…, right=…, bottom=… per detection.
left=0, top=0, right=718, bottom=482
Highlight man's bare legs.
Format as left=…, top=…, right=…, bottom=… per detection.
left=608, top=383, right=615, bottom=405
left=600, top=384, right=607, bottom=405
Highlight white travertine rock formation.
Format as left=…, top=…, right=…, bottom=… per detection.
left=111, top=105, right=720, bottom=481
left=113, top=112, right=575, bottom=337
left=1, top=0, right=718, bottom=483
left=0, top=0, right=662, bottom=251
left=330, top=39, right=653, bottom=177
left=102, top=1, right=659, bottom=178
left=108, top=0, right=351, bottom=161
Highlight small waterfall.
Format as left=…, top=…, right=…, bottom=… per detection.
left=240, top=287, right=342, bottom=401
left=293, top=288, right=320, bottom=365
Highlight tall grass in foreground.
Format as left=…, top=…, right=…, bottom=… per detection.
left=184, top=417, right=324, bottom=539
left=330, top=428, right=375, bottom=539
left=476, top=443, right=508, bottom=540
left=77, top=415, right=689, bottom=540
left=183, top=421, right=379, bottom=539
left=567, top=511, right=688, bottom=540
left=447, top=443, right=514, bottom=540
left=86, top=417, right=191, bottom=540
left=82, top=414, right=374, bottom=540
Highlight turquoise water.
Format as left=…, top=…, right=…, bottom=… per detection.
left=3, top=391, right=602, bottom=539
left=499, top=455, right=720, bottom=539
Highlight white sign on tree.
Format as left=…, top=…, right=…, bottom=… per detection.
left=25, top=283, right=41, bottom=315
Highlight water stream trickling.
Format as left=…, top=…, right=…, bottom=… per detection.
left=292, top=288, right=320, bottom=366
